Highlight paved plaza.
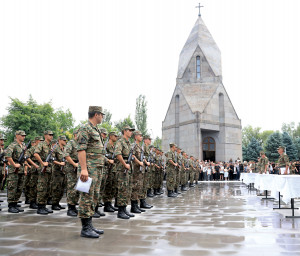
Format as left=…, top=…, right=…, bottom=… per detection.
left=1, top=182, right=300, bottom=256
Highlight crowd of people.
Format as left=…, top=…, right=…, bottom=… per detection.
left=0, top=106, right=296, bottom=239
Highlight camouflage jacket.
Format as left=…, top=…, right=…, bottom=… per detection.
left=34, top=140, right=53, bottom=173
left=77, top=121, right=106, bottom=167
left=52, top=145, right=65, bottom=172
left=166, top=150, right=175, bottom=170
left=114, top=137, right=131, bottom=171
left=132, top=142, right=143, bottom=172
left=106, top=142, right=116, bottom=172
left=26, top=145, right=38, bottom=173
left=259, top=157, right=269, bottom=171
left=278, top=153, right=289, bottom=168
left=5, top=140, right=25, bottom=174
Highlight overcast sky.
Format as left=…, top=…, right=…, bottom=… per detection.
left=1, top=0, right=300, bottom=138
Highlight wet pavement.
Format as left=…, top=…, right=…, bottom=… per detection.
left=1, top=181, right=300, bottom=256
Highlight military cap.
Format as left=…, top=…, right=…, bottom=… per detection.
left=52, top=139, right=58, bottom=144
left=88, top=106, right=105, bottom=115
left=109, top=131, right=117, bottom=137
left=35, top=136, right=44, bottom=141
left=59, top=135, right=67, bottom=141
left=169, top=143, right=177, bottom=148
left=100, top=128, right=108, bottom=135
left=122, top=125, right=135, bottom=131
left=149, top=145, right=154, bottom=149
left=143, top=134, right=152, bottom=140
left=133, top=130, right=142, bottom=136
left=73, top=129, right=79, bottom=135
left=260, top=151, right=265, bottom=155
left=15, top=130, right=26, bottom=136
left=277, top=146, right=285, bottom=150
left=0, top=134, right=4, bottom=140
left=44, top=130, right=54, bottom=135
left=117, top=132, right=122, bottom=137
left=181, top=151, right=185, bottom=154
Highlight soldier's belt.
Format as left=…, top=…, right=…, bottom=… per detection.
left=86, top=148, right=105, bottom=154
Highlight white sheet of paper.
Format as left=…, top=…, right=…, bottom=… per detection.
left=75, top=177, right=92, bottom=193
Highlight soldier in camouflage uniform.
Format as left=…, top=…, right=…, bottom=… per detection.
left=130, top=131, right=145, bottom=213
left=195, top=159, right=200, bottom=184
left=174, top=147, right=183, bottom=194
left=0, top=134, right=6, bottom=195
left=158, top=149, right=165, bottom=195
left=140, top=135, right=152, bottom=209
left=76, top=106, right=107, bottom=238
left=114, top=125, right=135, bottom=219
left=103, top=131, right=119, bottom=213
left=180, top=151, right=188, bottom=191
left=259, top=151, right=269, bottom=174
left=146, top=145, right=155, bottom=198
left=64, top=130, right=79, bottom=217
left=51, top=135, right=67, bottom=210
left=34, top=130, right=55, bottom=215
left=277, top=146, right=290, bottom=175
left=153, top=147, right=161, bottom=195
left=25, top=136, right=43, bottom=209
left=5, top=130, right=28, bottom=213
left=165, top=143, right=178, bottom=197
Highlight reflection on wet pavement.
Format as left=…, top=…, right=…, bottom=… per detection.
left=1, top=182, right=300, bottom=256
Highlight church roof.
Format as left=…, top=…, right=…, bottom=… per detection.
left=177, top=17, right=222, bottom=78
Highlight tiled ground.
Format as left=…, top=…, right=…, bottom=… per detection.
left=1, top=182, right=300, bottom=256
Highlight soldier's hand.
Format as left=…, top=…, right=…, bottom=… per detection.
left=24, top=169, right=27, bottom=176
left=80, top=169, right=89, bottom=182
left=139, top=162, right=144, bottom=167
left=125, top=163, right=130, bottom=170
left=108, top=159, right=114, bottom=164
left=60, top=162, right=65, bottom=166
left=42, top=162, right=48, bottom=167
left=74, top=163, right=79, bottom=168
left=14, top=163, right=21, bottom=169
left=34, top=164, right=39, bottom=169
left=146, top=161, right=150, bottom=166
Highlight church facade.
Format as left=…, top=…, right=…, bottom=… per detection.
left=162, top=16, right=242, bottom=162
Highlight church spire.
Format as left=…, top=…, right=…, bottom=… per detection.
left=195, top=3, right=204, bottom=17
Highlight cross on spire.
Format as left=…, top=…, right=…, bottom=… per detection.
left=195, top=3, right=204, bottom=17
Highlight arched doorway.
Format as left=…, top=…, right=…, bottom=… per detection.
left=203, top=137, right=215, bottom=161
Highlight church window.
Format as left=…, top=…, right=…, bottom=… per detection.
left=203, top=137, right=215, bottom=151
left=196, top=56, right=201, bottom=79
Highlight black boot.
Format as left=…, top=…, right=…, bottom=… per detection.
left=29, top=201, right=38, bottom=209
left=117, top=206, right=130, bottom=219
left=45, top=206, right=53, bottom=213
left=80, top=218, right=99, bottom=238
left=174, top=187, right=181, bottom=194
left=130, top=200, right=141, bottom=214
left=140, top=199, right=152, bottom=209
left=47, top=198, right=52, bottom=205
left=15, top=203, right=24, bottom=212
left=124, top=206, right=135, bottom=217
left=158, top=188, right=163, bottom=194
left=67, top=204, right=77, bottom=217
left=147, top=189, right=154, bottom=198
left=111, top=203, right=118, bottom=211
left=154, top=189, right=160, bottom=195
left=8, top=203, right=19, bottom=213
left=92, top=206, right=101, bottom=218
left=104, top=202, right=115, bottom=212
left=167, top=190, right=177, bottom=197
left=114, top=198, right=119, bottom=210
left=88, top=217, right=104, bottom=235
left=37, top=204, right=48, bottom=215
left=25, top=197, right=30, bottom=204
left=52, top=204, right=61, bottom=211
left=136, top=202, right=145, bottom=212
left=58, top=204, right=65, bottom=209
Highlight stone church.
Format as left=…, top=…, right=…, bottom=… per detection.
left=162, top=15, right=242, bottom=162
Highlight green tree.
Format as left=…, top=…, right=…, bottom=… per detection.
left=135, top=94, right=148, bottom=135
left=1, top=96, right=75, bottom=145
left=242, top=125, right=262, bottom=147
left=246, top=138, right=262, bottom=161
left=114, top=115, right=135, bottom=133
left=261, top=130, right=275, bottom=148
left=102, top=109, right=112, bottom=125
left=294, top=137, right=300, bottom=160
left=242, top=144, right=248, bottom=161
left=282, top=132, right=298, bottom=160
left=153, top=136, right=162, bottom=149
left=265, top=132, right=282, bottom=162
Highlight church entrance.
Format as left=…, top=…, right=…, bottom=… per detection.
left=202, top=137, right=216, bottom=162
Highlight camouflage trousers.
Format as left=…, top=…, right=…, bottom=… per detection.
left=180, top=170, right=187, bottom=186
left=175, top=168, right=181, bottom=188
left=37, top=171, right=52, bottom=205
left=103, top=168, right=118, bottom=203
left=27, top=171, right=38, bottom=202
left=195, top=170, right=200, bottom=182
left=141, top=168, right=150, bottom=199
left=66, top=168, right=79, bottom=205
left=98, top=167, right=108, bottom=204
left=7, top=172, right=25, bottom=203
left=78, top=165, right=103, bottom=219
left=166, top=167, right=176, bottom=191
left=131, top=166, right=144, bottom=201
left=116, top=168, right=131, bottom=207
left=153, top=170, right=160, bottom=189
left=189, top=170, right=195, bottom=183
left=24, top=172, right=31, bottom=199
left=160, top=170, right=164, bottom=188
left=148, top=166, right=154, bottom=189
left=51, top=170, right=66, bottom=205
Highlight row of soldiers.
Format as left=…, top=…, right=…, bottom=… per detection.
left=0, top=106, right=201, bottom=238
